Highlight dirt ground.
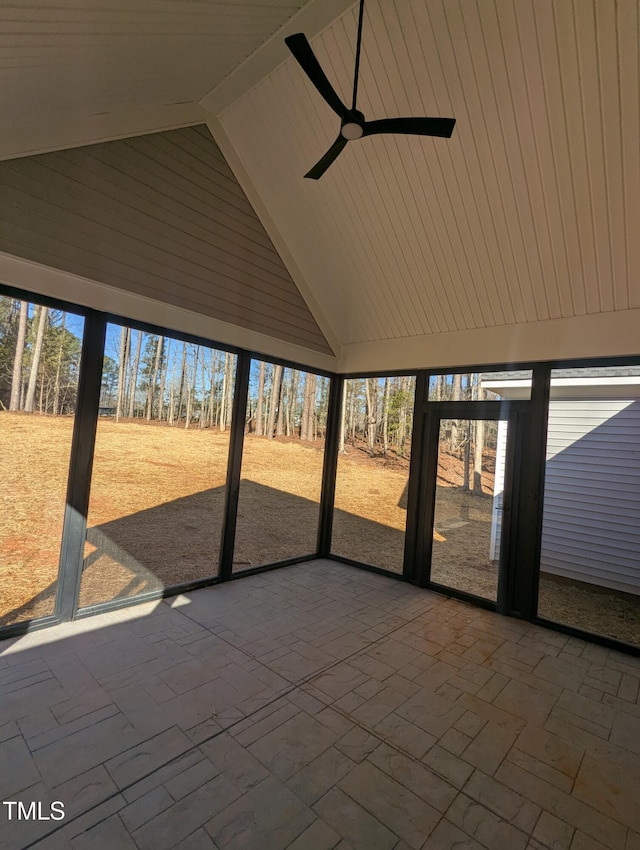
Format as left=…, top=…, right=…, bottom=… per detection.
left=1, top=413, right=639, bottom=647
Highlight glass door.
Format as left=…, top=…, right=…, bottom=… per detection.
left=418, top=408, right=514, bottom=606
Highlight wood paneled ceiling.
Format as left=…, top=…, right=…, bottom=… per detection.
left=208, top=0, right=640, bottom=370
left=0, top=0, right=308, bottom=160
left=2, top=0, right=639, bottom=372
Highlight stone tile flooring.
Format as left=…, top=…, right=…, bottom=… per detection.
left=1, top=560, right=640, bottom=850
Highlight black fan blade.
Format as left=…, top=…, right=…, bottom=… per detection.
left=362, top=117, right=456, bottom=138
left=304, top=135, right=349, bottom=180
left=285, top=33, right=349, bottom=120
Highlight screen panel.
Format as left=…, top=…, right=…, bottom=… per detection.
left=332, top=376, right=416, bottom=573
left=537, top=366, right=640, bottom=647
left=79, top=325, right=234, bottom=608
left=233, top=360, right=328, bottom=570
left=0, top=296, right=84, bottom=625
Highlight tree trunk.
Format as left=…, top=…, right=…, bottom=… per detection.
left=219, top=352, right=228, bottom=431
left=286, top=369, right=298, bottom=437
left=146, top=335, right=163, bottom=420
left=398, top=376, right=410, bottom=455
left=266, top=364, right=283, bottom=439
left=275, top=368, right=285, bottom=437
left=168, top=373, right=175, bottom=425
left=218, top=352, right=234, bottom=432
left=473, top=419, right=484, bottom=495
left=364, top=378, right=377, bottom=454
left=9, top=300, right=29, bottom=411
left=207, top=350, right=217, bottom=427
left=185, top=346, right=197, bottom=429
left=52, top=312, right=66, bottom=416
left=463, top=421, right=471, bottom=491
left=450, top=373, right=462, bottom=451
left=338, top=380, right=347, bottom=453
left=300, top=372, right=316, bottom=441
left=127, top=330, right=143, bottom=418
left=176, top=342, right=187, bottom=423
left=300, top=373, right=310, bottom=441
left=226, top=355, right=234, bottom=428
left=25, top=305, right=48, bottom=413
left=158, top=338, right=170, bottom=422
left=115, top=326, right=128, bottom=422
left=255, top=360, right=265, bottom=436
left=349, top=382, right=356, bottom=444
left=382, top=377, right=390, bottom=455
left=199, top=347, right=206, bottom=428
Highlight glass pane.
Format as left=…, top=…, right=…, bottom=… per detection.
left=233, top=361, right=328, bottom=570
left=428, top=370, right=532, bottom=401
left=79, top=327, right=234, bottom=607
left=333, top=376, right=416, bottom=572
left=429, top=418, right=505, bottom=601
left=538, top=366, right=640, bottom=647
left=0, top=297, right=84, bottom=625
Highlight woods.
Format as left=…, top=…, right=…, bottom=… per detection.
left=247, top=362, right=328, bottom=441
left=0, top=297, right=493, bottom=488
left=102, top=332, right=330, bottom=439
left=0, top=300, right=331, bottom=441
left=102, top=328, right=239, bottom=430
left=0, top=297, right=81, bottom=414
left=341, top=376, right=415, bottom=458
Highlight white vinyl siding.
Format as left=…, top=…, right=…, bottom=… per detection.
left=489, top=419, right=508, bottom=561
left=540, top=399, right=640, bottom=595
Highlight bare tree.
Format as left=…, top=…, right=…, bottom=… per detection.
left=382, top=377, right=390, bottom=454
left=364, top=378, right=378, bottom=454
left=9, top=300, right=29, bottom=411
left=24, top=306, right=48, bottom=413
left=397, top=375, right=410, bottom=456
left=266, top=363, right=283, bottom=439
left=338, top=380, right=347, bottom=453
left=207, top=350, right=217, bottom=427
left=275, top=368, right=286, bottom=437
left=127, top=331, right=143, bottom=418
left=115, top=326, right=129, bottom=421
left=176, top=342, right=187, bottom=423
left=199, top=347, right=207, bottom=428
left=52, top=312, right=66, bottom=416
left=185, top=345, right=197, bottom=429
left=225, top=354, right=234, bottom=428
left=146, top=335, right=163, bottom=420
left=219, top=351, right=234, bottom=431
left=473, top=419, right=484, bottom=494
left=158, top=338, right=170, bottom=422
left=300, top=372, right=317, bottom=441
left=255, top=360, right=265, bottom=436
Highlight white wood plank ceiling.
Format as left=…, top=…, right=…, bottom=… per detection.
left=0, top=0, right=307, bottom=159
left=212, top=0, right=640, bottom=370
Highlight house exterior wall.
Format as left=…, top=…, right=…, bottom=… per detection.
left=540, top=399, right=640, bottom=596
left=491, top=396, right=640, bottom=594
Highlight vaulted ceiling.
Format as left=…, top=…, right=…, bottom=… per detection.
left=1, top=0, right=639, bottom=373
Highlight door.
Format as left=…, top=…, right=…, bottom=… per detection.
left=415, top=404, right=517, bottom=608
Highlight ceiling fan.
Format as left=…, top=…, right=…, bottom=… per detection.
left=284, top=0, right=456, bottom=179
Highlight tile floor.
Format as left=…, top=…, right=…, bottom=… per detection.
left=1, top=560, right=640, bottom=850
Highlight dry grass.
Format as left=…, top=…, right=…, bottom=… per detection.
left=1, top=412, right=638, bottom=646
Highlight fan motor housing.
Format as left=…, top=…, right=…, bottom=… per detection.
left=341, top=110, right=365, bottom=140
